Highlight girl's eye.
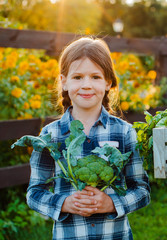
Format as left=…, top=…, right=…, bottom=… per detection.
left=93, top=76, right=101, bottom=79
left=73, top=76, right=81, bottom=80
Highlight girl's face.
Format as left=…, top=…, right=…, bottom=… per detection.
left=61, top=57, right=111, bottom=113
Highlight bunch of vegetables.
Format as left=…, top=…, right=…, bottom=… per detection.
left=11, top=120, right=132, bottom=195
left=133, top=109, right=167, bottom=170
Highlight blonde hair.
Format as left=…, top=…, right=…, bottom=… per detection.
left=54, top=37, right=121, bottom=116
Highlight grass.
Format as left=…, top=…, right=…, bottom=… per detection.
left=129, top=201, right=167, bottom=240
left=6, top=222, right=53, bottom=240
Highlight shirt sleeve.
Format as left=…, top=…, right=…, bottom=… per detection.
left=26, top=128, right=70, bottom=222
left=107, top=125, right=151, bottom=220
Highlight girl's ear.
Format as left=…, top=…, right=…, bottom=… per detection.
left=60, top=74, right=67, bottom=91
left=105, top=81, right=112, bottom=91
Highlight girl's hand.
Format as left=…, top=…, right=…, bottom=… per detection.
left=83, top=186, right=116, bottom=214
left=61, top=187, right=116, bottom=217
left=61, top=189, right=98, bottom=217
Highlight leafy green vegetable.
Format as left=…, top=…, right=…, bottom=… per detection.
left=11, top=120, right=132, bottom=195
left=133, top=109, right=167, bottom=170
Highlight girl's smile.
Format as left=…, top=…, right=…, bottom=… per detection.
left=78, top=93, right=95, bottom=99
left=61, top=57, right=111, bottom=113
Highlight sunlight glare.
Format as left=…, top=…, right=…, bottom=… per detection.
left=50, top=0, right=59, bottom=4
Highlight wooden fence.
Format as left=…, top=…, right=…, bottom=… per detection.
left=0, top=28, right=167, bottom=188
left=1, top=28, right=167, bottom=81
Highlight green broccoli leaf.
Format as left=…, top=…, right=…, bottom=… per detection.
left=77, top=181, right=87, bottom=191
left=11, top=134, right=52, bottom=152
left=122, top=151, right=132, bottom=165
left=92, top=143, right=114, bottom=156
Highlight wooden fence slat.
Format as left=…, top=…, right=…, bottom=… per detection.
left=1, top=28, right=167, bottom=55
left=0, top=163, right=30, bottom=188
left=0, top=118, right=41, bottom=140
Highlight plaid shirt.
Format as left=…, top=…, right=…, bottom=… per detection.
left=27, top=106, right=150, bottom=240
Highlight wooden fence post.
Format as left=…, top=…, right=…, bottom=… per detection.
left=153, top=127, right=167, bottom=178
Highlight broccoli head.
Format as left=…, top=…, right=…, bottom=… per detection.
left=72, top=155, right=114, bottom=188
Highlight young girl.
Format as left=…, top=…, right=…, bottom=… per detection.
left=26, top=37, right=150, bottom=240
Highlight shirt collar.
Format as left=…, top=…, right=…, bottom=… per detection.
left=59, top=105, right=110, bottom=135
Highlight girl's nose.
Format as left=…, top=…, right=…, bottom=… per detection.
left=82, top=76, right=92, bottom=88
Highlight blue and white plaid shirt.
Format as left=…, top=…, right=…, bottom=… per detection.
left=27, top=106, right=150, bottom=240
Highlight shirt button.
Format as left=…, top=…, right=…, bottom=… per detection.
left=87, top=139, right=91, bottom=143
left=91, top=223, right=95, bottom=227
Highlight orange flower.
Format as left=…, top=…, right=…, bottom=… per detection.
left=46, top=59, right=58, bottom=69
left=0, top=52, right=3, bottom=61
left=130, top=94, right=139, bottom=102
left=24, top=113, right=33, bottom=119
left=23, top=102, right=30, bottom=109
left=10, top=76, right=20, bottom=83
left=32, top=94, right=41, bottom=100
left=133, top=81, right=140, bottom=88
left=30, top=100, right=41, bottom=109
left=11, top=88, right=22, bottom=98
left=33, top=81, right=40, bottom=89
left=47, top=83, right=53, bottom=90
left=120, top=101, right=129, bottom=111
left=18, top=61, right=29, bottom=75
left=85, top=28, right=91, bottom=35
left=41, top=70, right=51, bottom=79
left=147, top=70, right=157, bottom=80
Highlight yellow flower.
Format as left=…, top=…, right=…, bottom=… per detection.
left=0, top=52, right=3, bottom=61
left=132, top=81, right=140, bottom=88
left=85, top=28, right=91, bottom=35
left=2, top=57, right=17, bottom=69
left=118, top=61, right=129, bottom=74
left=147, top=70, right=157, bottom=80
left=50, top=68, right=59, bottom=78
left=110, top=52, right=122, bottom=63
left=130, top=94, right=139, bottom=102
left=28, top=54, right=36, bottom=61
left=47, top=83, right=53, bottom=90
left=18, top=26, right=23, bottom=30
left=18, top=61, right=29, bottom=75
left=30, top=100, right=41, bottom=109
left=11, top=88, right=22, bottom=98
left=23, top=102, right=30, bottom=109
left=46, top=59, right=58, bottom=69
left=32, top=94, right=41, bottom=100
left=10, top=76, right=20, bottom=83
left=10, top=51, right=18, bottom=59
left=41, top=70, right=51, bottom=79
left=24, top=113, right=33, bottom=119
left=33, top=81, right=40, bottom=89
left=120, top=101, right=129, bottom=111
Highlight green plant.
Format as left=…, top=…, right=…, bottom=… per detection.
left=133, top=109, right=167, bottom=171
left=11, top=120, right=132, bottom=195
left=0, top=186, right=50, bottom=240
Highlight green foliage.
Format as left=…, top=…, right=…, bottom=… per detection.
left=0, top=185, right=51, bottom=240
left=133, top=109, right=167, bottom=173
left=0, top=140, right=30, bottom=167
left=129, top=184, right=167, bottom=240
left=12, top=120, right=132, bottom=195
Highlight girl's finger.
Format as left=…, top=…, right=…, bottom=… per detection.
left=75, top=205, right=98, bottom=213
left=74, top=200, right=97, bottom=208
left=77, top=190, right=94, bottom=196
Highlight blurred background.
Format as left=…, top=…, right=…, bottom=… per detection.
left=0, top=1, right=167, bottom=240
left=1, top=0, right=167, bottom=38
